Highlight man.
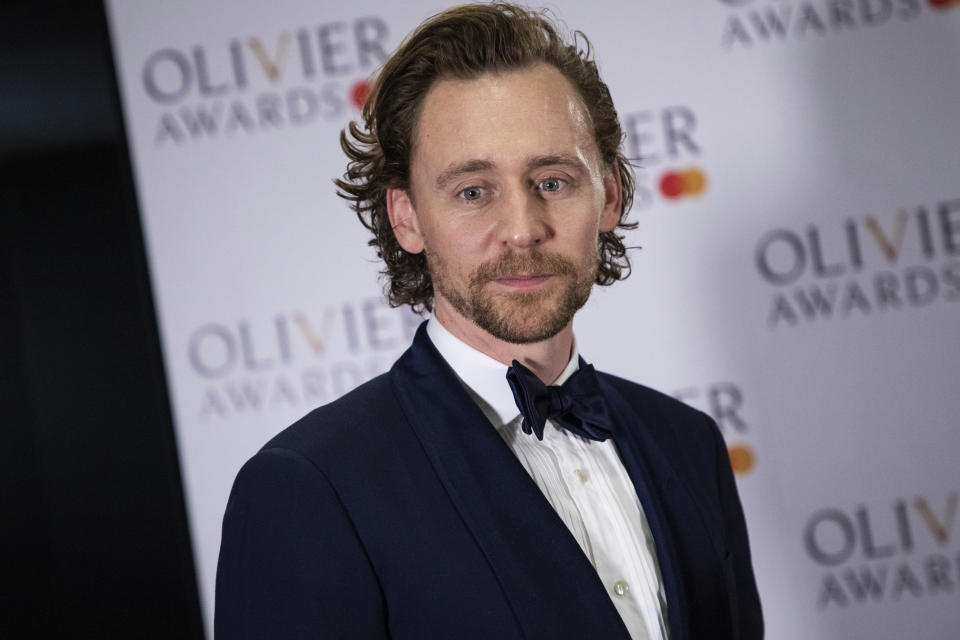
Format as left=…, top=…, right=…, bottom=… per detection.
left=216, top=4, right=763, bottom=639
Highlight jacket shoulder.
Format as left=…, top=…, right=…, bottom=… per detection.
left=597, top=370, right=727, bottom=481
left=598, top=371, right=713, bottom=430
left=261, top=371, right=403, bottom=464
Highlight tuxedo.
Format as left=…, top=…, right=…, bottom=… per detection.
left=215, top=323, right=763, bottom=639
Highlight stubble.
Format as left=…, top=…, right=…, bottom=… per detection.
left=426, top=247, right=598, bottom=344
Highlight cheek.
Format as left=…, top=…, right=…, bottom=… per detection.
left=567, top=203, right=604, bottom=243
left=435, top=216, right=494, bottom=256
left=432, top=227, right=475, bottom=260
left=422, top=224, right=482, bottom=275
left=572, top=218, right=605, bottom=264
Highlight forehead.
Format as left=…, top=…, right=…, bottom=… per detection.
left=411, top=63, right=598, bottom=179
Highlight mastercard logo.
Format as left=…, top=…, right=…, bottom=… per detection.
left=928, top=0, right=960, bottom=8
left=349, top=80, right=372, bottom=110
left=658, top=167, right=708, bottom=200
left=728, top=444, right=756, bottom=475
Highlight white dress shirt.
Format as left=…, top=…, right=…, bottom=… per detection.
left=426, top=318, right=669, bottom=640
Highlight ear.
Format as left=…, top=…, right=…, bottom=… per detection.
left=386, top=188, right=425, bottom=254
left=598, top=162, right=623, bottom=233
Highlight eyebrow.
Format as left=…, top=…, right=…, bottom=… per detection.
left=434, top=159, right=495, bottom=191
left=433, top=154, right=587, bottom=191
left=528, top=154, right=586, bottom=172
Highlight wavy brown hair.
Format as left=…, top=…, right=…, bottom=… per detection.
left=336, top=2, right=636, bottom=313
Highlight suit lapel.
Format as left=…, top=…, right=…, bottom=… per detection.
left=601, top=382, right=691, bottom=640
left=390, top=325, right=631, bottom=640
left=601, top=378, right=729, bottom=640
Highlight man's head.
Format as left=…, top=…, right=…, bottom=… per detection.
left=337, top=3, right=635, bottom=341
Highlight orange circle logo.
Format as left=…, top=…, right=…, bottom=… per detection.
left=659, top=167, right=708, bottom=200
left=728, top=444, right=756, bottom=475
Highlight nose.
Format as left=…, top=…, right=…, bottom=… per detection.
left=498, top=188, right=552, bottom=250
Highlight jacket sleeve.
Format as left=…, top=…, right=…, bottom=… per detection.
left=214, top=447, right=387, bottom=639
left=706, top=413, right=764, bottom=639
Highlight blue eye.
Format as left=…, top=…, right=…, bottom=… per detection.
left=539, top=178, right=563, bottom=192
left=461, top=187, right=483, bottom=201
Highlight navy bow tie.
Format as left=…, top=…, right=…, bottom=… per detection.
left=506, top=358, right=615, bottom=442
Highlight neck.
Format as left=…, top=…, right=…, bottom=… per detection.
left=433, top=297, right=574, bottom=385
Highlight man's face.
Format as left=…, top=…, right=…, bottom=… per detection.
left=388, top=63, right=621, bottom=344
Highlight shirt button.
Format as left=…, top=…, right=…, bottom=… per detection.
left=613, top=580, right=629, bottom=597
left=574, top=469, right=588, bottom=483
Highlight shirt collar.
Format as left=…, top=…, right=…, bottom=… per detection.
left=426, top=315, right=581, bottom=430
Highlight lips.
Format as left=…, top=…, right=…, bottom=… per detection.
left=494, top=273, right=552, bottom=289
left=470, top=252, right=576, bottom=290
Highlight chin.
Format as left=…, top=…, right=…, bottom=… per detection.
left=472, top=291, right=580, bottom=345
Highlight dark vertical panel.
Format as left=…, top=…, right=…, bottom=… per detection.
left=0, top=205, right=62, bottom=637
left=0, top=1, right=204, bottom=637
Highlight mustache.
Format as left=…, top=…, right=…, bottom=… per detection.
left=471, top=251, right=578, bottom=286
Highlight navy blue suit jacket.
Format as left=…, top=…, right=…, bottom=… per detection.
left=215, top=324, right=763, bottom=638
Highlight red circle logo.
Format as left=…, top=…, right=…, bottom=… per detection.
left=349, top=80, right=371, bottom=110
left=659, top=172, right=686, bottom=199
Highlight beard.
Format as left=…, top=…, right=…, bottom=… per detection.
left=426, top=247, right=598, bottom=344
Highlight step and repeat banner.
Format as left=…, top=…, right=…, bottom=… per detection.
left=107, top=1, right=960, bottom=637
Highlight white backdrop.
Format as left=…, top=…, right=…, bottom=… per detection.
left=107, top=1, right=960, bottom=637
